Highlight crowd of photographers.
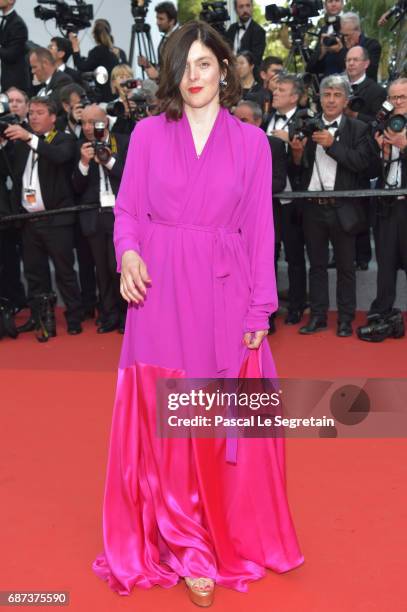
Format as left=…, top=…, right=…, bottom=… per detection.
left=0, top=0, right=406, bottom=343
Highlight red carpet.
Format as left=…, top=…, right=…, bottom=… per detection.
left=1, top=310, right=406, bottom=611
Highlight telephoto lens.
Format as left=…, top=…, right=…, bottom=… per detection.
left=387, top=113, right=407, bottom=132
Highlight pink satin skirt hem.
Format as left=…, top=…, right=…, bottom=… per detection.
left=92, top=350, right=304, bottom=595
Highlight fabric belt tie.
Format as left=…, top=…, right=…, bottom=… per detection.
left=148, top=218, right=240, bottom=373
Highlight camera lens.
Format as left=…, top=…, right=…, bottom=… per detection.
left=387, top=114, right=407, bottom=132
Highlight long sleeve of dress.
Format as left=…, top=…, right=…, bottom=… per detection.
left=113, top=120, right=149, bottom=272
left=240, top=129, right=277, bottom=332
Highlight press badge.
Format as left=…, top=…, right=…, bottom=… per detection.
left=24, top=188, right=37, bottom=205
left=100, top=192, right=115, bottom=208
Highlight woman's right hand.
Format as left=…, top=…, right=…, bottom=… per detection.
left=120, top=250, right=151, bottom=304
left=68, top=32, right=80, bottom=53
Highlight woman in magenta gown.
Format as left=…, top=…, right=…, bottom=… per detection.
left=92, top=21, right=304, bottom=606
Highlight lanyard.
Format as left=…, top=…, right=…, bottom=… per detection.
left=29, top=151, right=38, bottom=188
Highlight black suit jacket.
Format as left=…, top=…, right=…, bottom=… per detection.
left=43, top=70, right=73, bottom=109
left=10, top=131, right=77, bottom=225
left=0, top=11, right=30, bottom=92
left=296, top=115, right=381, bottom=231
left=59, top=65, right=83, bottom=86
left=225, top=20, right=266, bottom=66
left=73, top=45, right=120, bottom=102
left=72, top=133, right=130, bottom=236
left=268, top=135, right=288, bottom=196
left=350, top=77, right=387, bottom=124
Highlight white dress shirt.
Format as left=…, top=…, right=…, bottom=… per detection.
left=267, top=107, right=297, bottom=203
left=21, top=134, right=47, bottom=213
left=308, top=114, right=342, bottom=191
left=234, top=19, right=252, bottom=54
left=79, top=144, right=117, bottom=207
left=386, top=146, right=402, bottom=189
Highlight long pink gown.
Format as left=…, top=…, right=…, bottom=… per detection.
left=92, top=106, right=304, bottom=594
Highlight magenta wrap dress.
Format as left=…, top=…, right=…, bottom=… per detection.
left=92, top=106, right=304, bottom=594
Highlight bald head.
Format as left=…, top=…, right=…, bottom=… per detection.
left=345, top=45, right=370, bottom=82
left=81, top=104, right=108, bottom=141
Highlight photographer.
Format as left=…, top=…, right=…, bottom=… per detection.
left=225, top=0, right=266, bottom=67
left=369, top=78, right=407, bottom=318
left=345, top=47, right=387, bottom=123
left=266, top=74, right=308, bottom=326
left=69, top=19, right=126, bottom=103
left=0, top=0, right=30, bottom=92
left=48, top=36, right=83, bottom=85
left=291, top=75, right=379, bottom=337
left=307, top=11, right=381, bottom=83
left=306, top=0, right=344, bottom=80
left=4, top=96, right=83, bottom=336
left=72, top=104, right=129, bottom=333
left=0, top=87, right=29, bottom=313
left=234, top=99, right=288, bottom=333
left=258, top=56, right=284, bottom=113
left=29, top=47, right=73, bottom=111
left=58, top=82, right=87, bottom=138
left=138, top=2, right=179, bottom=81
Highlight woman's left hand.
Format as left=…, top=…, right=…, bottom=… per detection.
left=243, top=330, right=268, bottom=349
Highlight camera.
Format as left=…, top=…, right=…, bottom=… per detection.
left=289, top=108, right=325, bottom=140
left=106, top=84, right=151, bottom=122
left=131, top=0, right=151, bottom=23
left=0, top=96, right=20, bottom=137
left=34, top=0, right=93, bottom=34
left=356, top=310, right=405, bottom=342
left=323, top=35, right=340, bottom=47
left=93, top=121, right=111, bottom=164
left=200, top=2, right=230, bottom=33
left=369, top=100, right=406, bottom=134
left=347, top=95, right=365, bottom=113
left=266, top=0, right=323, bottom=24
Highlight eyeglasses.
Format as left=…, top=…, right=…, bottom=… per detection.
left=388, top=95, right=407, bottom=103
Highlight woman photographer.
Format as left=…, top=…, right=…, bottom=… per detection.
left=236, top=50, right=263, bottom=105
left=69, top=19, right=127, bottom=102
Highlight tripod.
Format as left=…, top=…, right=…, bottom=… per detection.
left=129, top=20, right=157, bottom=75
left=284, top=22, right=320, bottom=103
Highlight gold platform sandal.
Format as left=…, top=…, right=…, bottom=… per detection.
left=184, top=577, right=215, bottom=607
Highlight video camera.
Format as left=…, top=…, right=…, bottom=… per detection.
left=200, top=2, right=230, bottom=33
left=0, top=96, right=20, bottom=137
left=131, top=0, right=151, bottom=23
left=266, top=0, right=323, bottom=24
left=34, top=0, right=93, bottom=34
left=289, top=108, right=325, bottom=140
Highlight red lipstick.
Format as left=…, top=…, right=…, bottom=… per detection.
left=189, top=87, right=203, bottom=94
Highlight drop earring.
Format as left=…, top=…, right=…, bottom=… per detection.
left=219, top=77, right=227, bottom=87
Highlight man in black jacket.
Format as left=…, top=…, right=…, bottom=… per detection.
left=48, top=36, right=83, bottom=85
left=345, top=46, right=387, bottom=123
left=0, top=0, right=30, bottom=92
left=370, top=78, right=407, bottom=317
left=225, top=0, right=266, bottom=67
left=29, top=47, right=73, bottom=111
left=234, top=99, right=288, bottom=334
left=292, top=75, right=380, bottom=337
left=265, top=74, right=308, bottom=326
left=72, top=104, right=129, bottom=333
left=4, top=96, right=83, bottom=335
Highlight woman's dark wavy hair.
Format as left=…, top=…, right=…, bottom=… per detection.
left=156, top=21, right=241, bottom=120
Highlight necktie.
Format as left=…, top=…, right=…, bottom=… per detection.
left=352, top=83, right=359, bottom=93
left=324, top=121, right=338, bottom=129
left=274, top=113, right=287, bottom=122
left=238, top=23, right=246, bottom=31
